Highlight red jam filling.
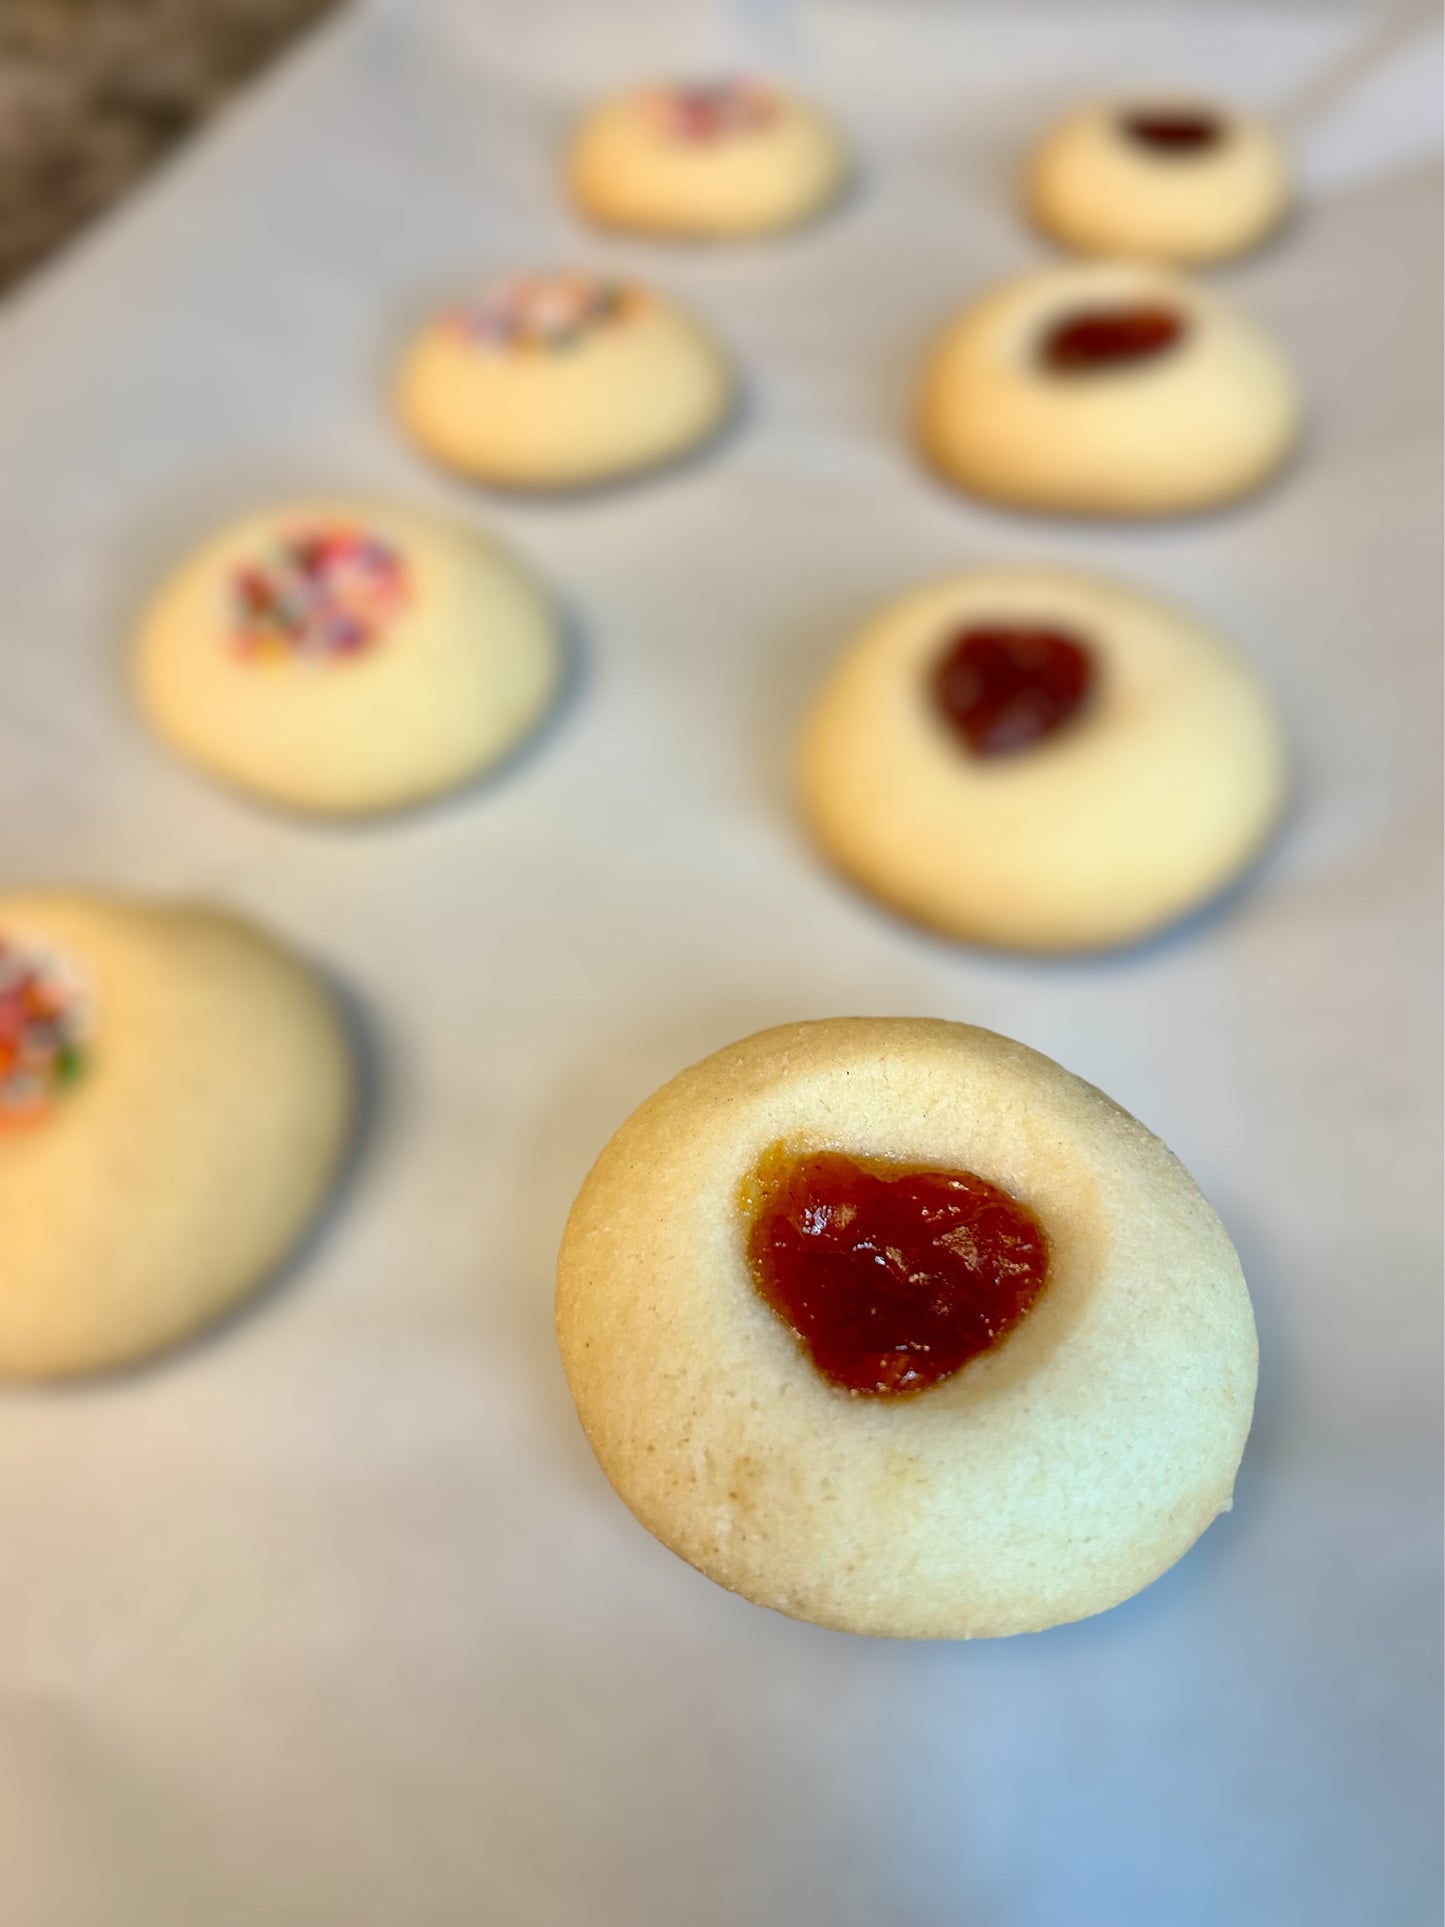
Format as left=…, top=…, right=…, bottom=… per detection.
left=933, top=623, right=1095, bottom=757
left=743, top=1146, right=1049, bottom=1397
left=1122, top=108, right=1225, bottom=153
left=229, top=528, right=409, bottom=663
left=0, top=938, right=88, bottom=1129
left=1041, top=305, right=1186, bottom=372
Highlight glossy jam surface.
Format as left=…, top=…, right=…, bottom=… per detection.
left=1041, top=305, right=1186, bottom=373
left=0, top=937, right=89, bottom=1130
left=743, top=1146, right=1050, bottom=1396
left=1121, top=108, right=1224, bottom=153
left=932, top=624, right=1095, bottom=757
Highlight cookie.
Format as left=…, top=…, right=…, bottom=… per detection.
left=1028, top=99, right=1290, bottom=264
left=798, top=567, right=1286, bottom=952
left=917, top=263, right=1300, bottom=516
left=395, top=272, right=732, bottom=489
left=0, top=891, right=353, bottom=1378
left=556, top=1017, right=1257, bottom=1639
left=134, top=499, right=561, bottom=815
left=568, top=78, right=846, bottom=238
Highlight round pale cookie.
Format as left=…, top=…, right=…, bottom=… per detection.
left=556, top=1017, right=1257, bottom=1639
left=917, top=262, right=1300, bottom=516
left=134, top=499, right=561, bottom=815
left=1027, top=99, right=1290, bottom=264
left=799, top=567, right=1286, bottom=952
left=395, top=272, right=733, bottom=489
left=0, top=891, right=353, bottom=1379
left=568, top=78, right=846, bottom=239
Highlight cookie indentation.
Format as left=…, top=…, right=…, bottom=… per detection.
left=932, top=624, right=1095, bottom=757
left=0, top=938, right=89, bottom=1128
left=742, top=1145, right=1049, bottom=1396
left=1122, top=109, right=1225, bottom=154
left=444, top=275, right=641, bottom=355
left=229, top=529, right=409, bottom=663
left=1041, top=305, right=1186, bottom=372
left=647, top=80, right=778, bottom=143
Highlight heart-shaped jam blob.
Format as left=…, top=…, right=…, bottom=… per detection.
left=1121, top=108, right=1224, bottom=153
left=932, top=623, right=1094, bottom=757
left=743, top=1145, right=1049, bottom=1396
left=1041, top=305, right=1186, bottom=372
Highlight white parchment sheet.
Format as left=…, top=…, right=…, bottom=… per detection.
left=0, top=3, right=1439, bottom=1922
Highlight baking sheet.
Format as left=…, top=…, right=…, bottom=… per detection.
left=0, top=2, right=1440, bottom=1922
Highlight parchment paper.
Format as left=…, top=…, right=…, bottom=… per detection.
left=0, top=4, right=1439, bottom=1922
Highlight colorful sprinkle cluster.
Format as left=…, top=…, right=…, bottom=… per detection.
left=444, top=274, right=640, bottom=355
left=0, top=939, right=89, bottom=1128
left=229, top=528, right=409, bottom=663
left=648, top=79, right=779, bottom=143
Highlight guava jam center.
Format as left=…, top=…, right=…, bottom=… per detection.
left=932, top=623, right=1094, bottom=756
left=1041, top=305, right=1185, bottom=372
left=1122, top=108, right=1224, bottom=153
left=743, top=1146, right=1049, bottom=1396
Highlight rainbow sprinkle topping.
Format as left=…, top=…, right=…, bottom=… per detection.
left=646, top=79, right=779, bottom=143
left=444, top=274, right=641, bottom=355
left=229, top=527, right=409, bottom=663
left=0, top=939, right=89, bottom=1128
